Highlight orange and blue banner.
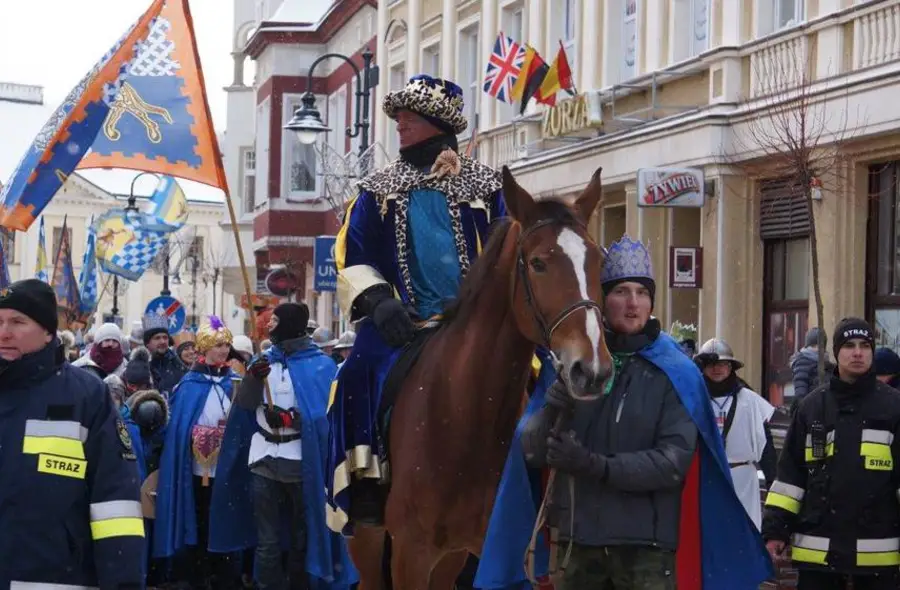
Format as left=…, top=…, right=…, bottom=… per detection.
left=0, top=0, right=226, bottom=231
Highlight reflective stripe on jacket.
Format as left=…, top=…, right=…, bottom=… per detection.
left=762, top=374, right=900, bottom=573
left=0, top=359, right=145, bottom=587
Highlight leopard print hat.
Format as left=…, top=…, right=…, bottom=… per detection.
left=382, top=75, right=468, bottom=135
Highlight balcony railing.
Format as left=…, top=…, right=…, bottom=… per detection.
left=749, top=35, right=809, bottom=97
left=478, top=123, right=518, bottom=169
left=854, top=2, right=900, bottom=69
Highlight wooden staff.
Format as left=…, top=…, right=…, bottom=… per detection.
left=220, top=187, right=274, bottom=408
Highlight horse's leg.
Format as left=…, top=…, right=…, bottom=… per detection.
left=391, top=534, right=439, bottom=590
left=348, top=525, right=388, bottom=590
left=430, top=551, right=469, bottom=590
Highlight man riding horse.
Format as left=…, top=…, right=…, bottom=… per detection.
left=326, top=75, right=515, bottom=532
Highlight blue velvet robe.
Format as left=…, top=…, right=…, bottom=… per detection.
left=326, top=156, right=507, bottom=535
left=208, top=344, right=358, bottom=589
left=152, top=367, right=235, bottom=558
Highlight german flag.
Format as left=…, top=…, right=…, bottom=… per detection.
left=518, top=51, right=550, bottom=115
left=538, top=41, right=575, bottom=102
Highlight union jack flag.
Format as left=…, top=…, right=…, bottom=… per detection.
left=483, top=33, right=525, bottom=103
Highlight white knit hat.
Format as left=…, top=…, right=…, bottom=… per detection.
left=94, top=322, right=124, bottom=346
left=232, top=334, right=254, bottom=357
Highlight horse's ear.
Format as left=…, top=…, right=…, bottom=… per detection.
left=574, top=167, right=603, bottom=223
left=501, top=166, right=536, bottom=224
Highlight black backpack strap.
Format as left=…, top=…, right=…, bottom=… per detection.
left=722, top=389, right=741, bottom=449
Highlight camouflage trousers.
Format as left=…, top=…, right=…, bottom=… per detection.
left=557, top=544, right=676, bottom=590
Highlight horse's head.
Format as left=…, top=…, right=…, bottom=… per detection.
left=502, top=166, right=612, bottom=400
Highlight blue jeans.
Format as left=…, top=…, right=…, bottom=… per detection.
left=252, top=474, right=307, bottom=590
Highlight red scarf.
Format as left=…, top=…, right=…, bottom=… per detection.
left=91, top=343, right=124, bottom=375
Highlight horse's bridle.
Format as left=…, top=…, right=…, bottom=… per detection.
left=515, top=218, right=603, bottom=349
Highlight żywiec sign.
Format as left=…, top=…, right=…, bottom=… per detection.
left=637, top=167, right=705, bottom=208
left=541, top=93, right=603, bottom=139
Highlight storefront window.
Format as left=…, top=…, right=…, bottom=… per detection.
left=764, top=237, right=810, bottom=408
left=869, top=162, right=900, bottom=340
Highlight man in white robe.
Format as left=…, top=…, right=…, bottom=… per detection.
left=695, top=338, right=777, bottom=529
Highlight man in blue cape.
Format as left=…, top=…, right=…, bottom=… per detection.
left=153, top=316, right=242, bottom=589
left=209, top=303, right=358, bottom=590
left=477, top=235, right=773, bottom=590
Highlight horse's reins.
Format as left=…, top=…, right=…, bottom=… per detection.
left=514, top=218, right=601, bottom=584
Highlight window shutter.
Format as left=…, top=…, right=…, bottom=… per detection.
left=759, top=178, right=811, bottom=240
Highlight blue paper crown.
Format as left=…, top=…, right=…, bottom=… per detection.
left=600, top=235, right=654, bottom=284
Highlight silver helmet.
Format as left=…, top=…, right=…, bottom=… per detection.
left=333, top=330, right=357, bottom=351
left=696, top=338, right=744, bottom=369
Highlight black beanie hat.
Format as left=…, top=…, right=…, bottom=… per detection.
left=0, top=279, right=58, bottom=334
left=271, top=303, right=310, bottom=344
left=832, top=317, right=875, bottom=358
left=123, top=346, right=153, bottom=388
left=601, top=277, right=656, bottom=310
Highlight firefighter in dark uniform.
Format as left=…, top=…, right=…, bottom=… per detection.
left=0, top=279, right=145, bottom=589
left=762, top=317, right=900, bottom=590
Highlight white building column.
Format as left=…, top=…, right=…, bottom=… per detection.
left=580, top=0, right=600, bottom=90
left=376, top=0, right=390, bottom=150
left=600, top=0, right=620, bottom=88
left=441, top=0, right=457, bottom=80
left=815, top=0, right=844, bottom=78
left=527, top=0, right=542, bottom=49
left=407, top=0, right=422, bottom=74
left=719, top=0, right=743, bottom=46
left=479, top=0, right=498, bottom=151
left=643, top=0, right=667, bottom=72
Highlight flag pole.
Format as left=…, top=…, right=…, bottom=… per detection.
left=179, top=0, right=273, bottom=407
left=220, top=187, right=274, bottom=409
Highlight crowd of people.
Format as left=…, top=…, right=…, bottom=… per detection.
left=3, top=68, right=900, bottom=590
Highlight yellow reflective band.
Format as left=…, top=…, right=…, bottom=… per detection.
left=858, top=552, right=900, bottom=566
left=23, top=436, right=85, bottom=460
left=765, top=492, right=801, bottom=514
left=804, top=443, right=834, bottom=462
left=769, top=480, right=805, bottom=501
left=90, top=517, right=145, bottom=540
left=865, top=456, right=893, bottom=471
left=861, top=442, right=892, bottom=461
left=792, top=547, right=828, bottom=564
left=36, top=454, right=87, bottom=479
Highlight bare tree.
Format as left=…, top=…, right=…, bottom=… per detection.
left=725, top=44, right=863, bottom=389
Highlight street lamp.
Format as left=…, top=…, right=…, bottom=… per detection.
left=110, top=172, right=157, bottom=319
left=284, top=46, right=376, bottom=157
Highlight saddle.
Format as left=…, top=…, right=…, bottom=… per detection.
left=376, top=323, right=440, bottom=466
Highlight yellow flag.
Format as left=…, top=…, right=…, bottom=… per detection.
left=510, top=46, right=537, bottom=102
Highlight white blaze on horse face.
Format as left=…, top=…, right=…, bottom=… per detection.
left=557, top=227, right=603, bottom=374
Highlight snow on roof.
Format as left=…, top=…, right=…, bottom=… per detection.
left=0, top=96, right=225, bottom=205
left=269, top=0, right=336, bottom=26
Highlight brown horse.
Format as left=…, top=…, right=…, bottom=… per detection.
left=348, top=166, right=612, bottom=590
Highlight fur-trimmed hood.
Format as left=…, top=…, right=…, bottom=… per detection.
left=125, top=388, right=170, bottom=429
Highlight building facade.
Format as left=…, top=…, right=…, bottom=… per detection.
left=225, top=0, right=378, bottom=336
left=376, top=0, right=900, bottom=412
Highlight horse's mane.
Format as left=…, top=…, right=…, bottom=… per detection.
left=441, top=198, right=580, bottom=327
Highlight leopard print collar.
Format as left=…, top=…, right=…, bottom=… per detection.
left=359, top=155, right=502, bottom=205
left=359, top=156, right=502, bottom=308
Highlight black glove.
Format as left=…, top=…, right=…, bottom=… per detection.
left=545, top=380, right=574, bottom=413
left=248, top=356, right=271, bottom=379
left=357, top=285, right=415, bottom=348
left=546, top=431, right=608, bottom=479
left=263, top=405, right=302, bottom=430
